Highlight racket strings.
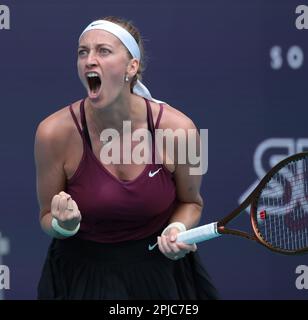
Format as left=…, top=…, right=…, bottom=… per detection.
left=255, top=157, right=308, bottom=252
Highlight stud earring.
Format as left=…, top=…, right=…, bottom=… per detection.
left=125, top=75, right=129, bottom=82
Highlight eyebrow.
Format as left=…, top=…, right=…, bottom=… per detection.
left=78, top=43, right=114, bottom=49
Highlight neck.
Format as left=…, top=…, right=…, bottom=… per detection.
left=85, top=93, right=144, bottom=134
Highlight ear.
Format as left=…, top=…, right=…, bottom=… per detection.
left=126, top=58, right=139, bottom=78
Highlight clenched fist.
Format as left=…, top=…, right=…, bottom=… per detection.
left=51, top=191, right=81, bottom=231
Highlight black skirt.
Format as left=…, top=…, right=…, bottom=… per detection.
left=37, top=231, right=218, bottom=300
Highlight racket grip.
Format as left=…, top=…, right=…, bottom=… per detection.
left=176, top=222, right=221, bottom=244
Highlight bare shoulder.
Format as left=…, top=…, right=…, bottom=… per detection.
left=153, top=102, right=196, bottom=131
left=35, top=100, right=81, bottom=154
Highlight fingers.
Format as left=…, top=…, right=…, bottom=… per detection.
left=49, top=191, right=81, bottom=232
left=157, top=223, right=198, bottom=260
left=51, top=195, right=60, bottom=217
left=58, top=196, right=69, bottom=218
left=66, top=200, right=81, bottom=222
left=157, top=236, right=178, bottom=259
left=160, top=235, right=179, bottom=254
left=67, top=197, right=74, bottom=211
left=176, top=242, right=197, bottom=252
left=167, top=227, right=197, bottom=252
left=51, top=192, right=71, bottom=217
left=50, top=191, right=81, bottom=222
left=59, top=191, right=70, bottom=198
left=167, top=227, right=179, bottom=242
left=157, top=235, right=193, bottom=261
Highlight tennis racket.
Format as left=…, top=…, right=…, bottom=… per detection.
left=175, top=151, right=308, bottom=255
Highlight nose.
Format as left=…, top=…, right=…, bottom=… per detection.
left=86, top=50, right=98, bottom=68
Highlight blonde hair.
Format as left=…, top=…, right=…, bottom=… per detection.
left=100, top=16, right=145, bottom=92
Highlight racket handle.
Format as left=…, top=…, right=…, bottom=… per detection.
left=176, top=222, right=221, bottom=244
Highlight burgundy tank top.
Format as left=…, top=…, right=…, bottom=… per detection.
left=66, top=99, right=177, bottom=243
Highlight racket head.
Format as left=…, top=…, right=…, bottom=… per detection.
left=250, top=152, right=308, bottom=255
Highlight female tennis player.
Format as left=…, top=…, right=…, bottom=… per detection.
left=34, top=16, right=218, bottom=299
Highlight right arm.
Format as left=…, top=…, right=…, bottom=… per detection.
left=34, top=119, right=81, bottom=238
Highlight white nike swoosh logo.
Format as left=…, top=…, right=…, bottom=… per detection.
left=148, top=167, right=162, bottom=178
left=148, top=243, right=158, bottom=251
left=90, top=22, right=102, bottom=27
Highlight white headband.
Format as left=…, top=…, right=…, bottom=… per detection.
left=80, top=20, right=163, bottom=103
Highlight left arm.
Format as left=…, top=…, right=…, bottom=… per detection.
left=169, top=162, right=203, bottom=229
left=157, top=116, right=204, bottom=260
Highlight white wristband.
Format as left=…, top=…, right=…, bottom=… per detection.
left=162, top=222, right=186, bottom=235
left=51, top=218, right=80, bottom=237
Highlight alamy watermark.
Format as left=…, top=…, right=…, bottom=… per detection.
left=0, top=266, right=9, bottom=289
left=295, top=265, right=308, bottom=289
left=98, top=122, right=208, bottom=175
left=0, top=5, right=10, bottom=30
left=0, top=232, right=10, bottom=300
left=295, top=5, right=308, bottom=29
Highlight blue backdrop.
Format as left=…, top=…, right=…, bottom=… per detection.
left=0, top=0, right=307, bottom=299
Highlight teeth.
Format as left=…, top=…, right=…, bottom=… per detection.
left=87, top=72, right=99, bottom=78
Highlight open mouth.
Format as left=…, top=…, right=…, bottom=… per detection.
left=86, top=72, right=102, bottom=97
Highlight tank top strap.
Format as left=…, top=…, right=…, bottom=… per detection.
left=145, top=99, right=164, bottom=133
left=145, top=99, right=164, bottom=164
left=145, top=98, right=155, bottom=137
left=79, top=99, right=93, bottom=150
left=69, top=104, right=83, bottom=136
left=72, top=99, right=162, bottom=155
left=155, top=104, right=164, bottom=129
